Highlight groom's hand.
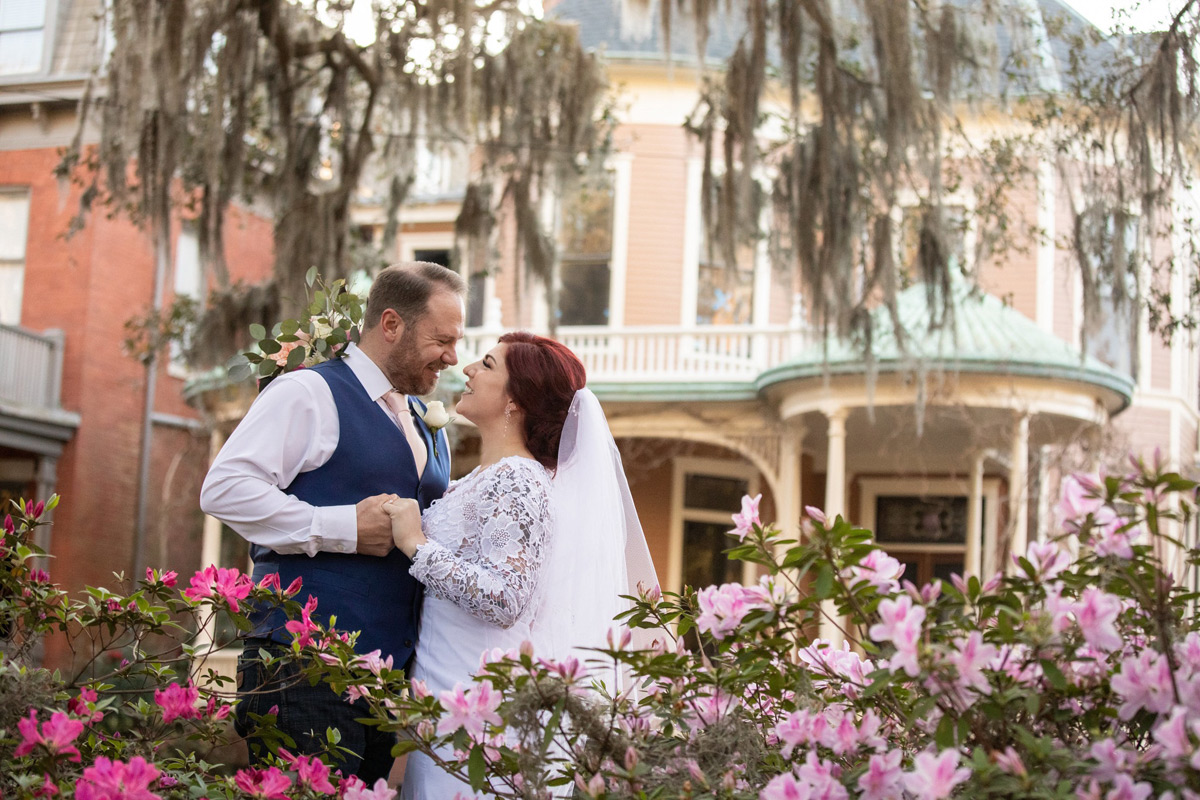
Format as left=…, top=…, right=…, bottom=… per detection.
left=355, top=494, right=396, bottom=556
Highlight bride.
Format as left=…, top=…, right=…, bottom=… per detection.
left=382, top=331, right=657, bottom=800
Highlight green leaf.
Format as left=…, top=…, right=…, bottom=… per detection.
left=258, top=359, right=278, bottom=376
left=280, top=319, right=300, bottom=335
left=306, top=266, right=319, bottom=287
left=1041, top=659, right=1068, bottom=691
left=249, top=323, right=267, bottom=340
left=934, top=712, right=956, bottom=748
left=467, top=746, right=486, bottom=789
left=260, top=339, right=282, bottom=355
left=285, top=344, right=307, bottom=370
left=815, top=563, right=834, bottom=599
left=391, top=738, right=421, bottom=757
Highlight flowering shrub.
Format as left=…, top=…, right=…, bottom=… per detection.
left=2, top=454, right=1199, bottom=799
left=225, top=268, right=364, bottom=384
left=322, top=454, right=1200, bottom=798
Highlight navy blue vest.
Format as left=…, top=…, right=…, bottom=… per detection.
left=246, top=358, right=450, bottom=666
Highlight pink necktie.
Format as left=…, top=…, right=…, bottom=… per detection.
left=383, top=392, right=427, bottom=478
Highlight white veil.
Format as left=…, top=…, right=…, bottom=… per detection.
left=532, top=389, right=659, bottom=666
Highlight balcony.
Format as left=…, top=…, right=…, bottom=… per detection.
left=0, top=324, right=80, bottom=456
left=458, top=325, right=816, bottom=398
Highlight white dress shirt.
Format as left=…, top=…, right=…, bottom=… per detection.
left=200, top=343, right=416, bottom=557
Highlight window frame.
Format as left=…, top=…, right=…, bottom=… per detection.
left=668, top=456, right=759, bottom=592
left=0, top=188, right=31, bottom=326
left=858, top=476, right=1000, bottom=584
left=680, top=158, right=771, bottom=329
left=0, top=0, right=49, bottom=77
left=544, top=155, right=631, bottom=331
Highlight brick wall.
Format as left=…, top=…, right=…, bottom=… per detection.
left=0, top=145, right=274, bottom=667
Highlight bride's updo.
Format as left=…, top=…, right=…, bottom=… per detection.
left=498, top=332, right=587, bottom=469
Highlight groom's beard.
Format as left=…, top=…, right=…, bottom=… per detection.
left=386, top=326, right=441, bottom=396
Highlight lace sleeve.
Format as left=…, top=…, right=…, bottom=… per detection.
left=410, top=460, right=552, bottom=628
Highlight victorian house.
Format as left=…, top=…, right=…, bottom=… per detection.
left=308, top=0, right=1199, bottom=619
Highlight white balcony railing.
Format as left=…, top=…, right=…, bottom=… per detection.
left=460, top=325, right=815, bottom=383
left=0, top=324, right=66, bottom=409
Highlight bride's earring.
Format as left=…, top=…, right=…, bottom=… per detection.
left=504, top=405, right=512, bottom=437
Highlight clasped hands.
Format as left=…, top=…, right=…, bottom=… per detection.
left=354, top=494, right=426, bottom=558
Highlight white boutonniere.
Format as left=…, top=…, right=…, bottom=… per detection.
left=415, top=401, right=453, bottom=458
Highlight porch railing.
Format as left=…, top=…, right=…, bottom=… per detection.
left=459, top=325, right=815, bottom=383
left=0, top=324, right=66, bottom=409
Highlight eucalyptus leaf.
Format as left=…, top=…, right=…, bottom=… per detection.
left=285, top=344, right=307, bottom=370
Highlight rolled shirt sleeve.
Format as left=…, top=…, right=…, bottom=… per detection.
left=199, top=371, right=358, bottom=556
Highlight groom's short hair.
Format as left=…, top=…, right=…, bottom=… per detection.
left=365, top=262, right=466, bottom=330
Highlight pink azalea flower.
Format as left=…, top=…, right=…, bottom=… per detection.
left=992, top=746, right=1027, bottom=777
left=1090, top=517, right=1137, bottom=560
left=3, top=513, right=14, bottom=535
left=761, top=771, right=807, bottom=800
left=797, top=640, right=875, bottom=698
left=36, top=773, right=59, bottom=798
left=1072, top=587, right=1124, bottom=652
left=256, top=573, right=281, bottom=592
left=795, top=750, right=846, bottom=798
left=1059, top=474, right=1106, bottom=525
left=1112, top=651, right=1176, bottom=720
left=436, top=681, right=503, bottom=740
left=949, top=631, right=997, bottom=696
left=154, top=682, right=201, bottom=724
left=68, top=688, right=104, bottom=723
left=728, top=493, right=762, bottom=540
left=183, top=566, right=254, bottom=612
left=233, top=767, right=292, bottom=800
left=341, top=778, right=396, bottom=800
left=845, top=550, right=905, bottom=593
left=205, top=695, right=232, bottom=721
left=776, top=710, right=821, bottom=759
left=805, top=506, right=827, bottom=524
left=1153, top=706, right=1193, bottom=762
left=858, top=750, right=904, bottom=800
left=289, top=754, right=336, bottom=793
left=902, top=748, right=970, bottom=798
left=1020, top=541, right=1071, bottom=580
left=868, top=595, right=926, bottom=677
left=695, top=583, right=768, bottom=640
left=15, top=710, right=84, bottom=761
left=74, top=756, right=161, bottom=800
left=1103, top=774, right=1153, bottom=800
left=285, top=596, right=321, bottom=648
left=689, top=688, right=737, bottom=726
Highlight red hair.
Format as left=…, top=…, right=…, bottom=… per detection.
left=499, top=332, right=587, bottom=469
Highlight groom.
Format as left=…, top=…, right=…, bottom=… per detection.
left=200, top=262, right=465, bottom=782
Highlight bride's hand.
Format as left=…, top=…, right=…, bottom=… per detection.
left=382, top=496, right=424, bottom=557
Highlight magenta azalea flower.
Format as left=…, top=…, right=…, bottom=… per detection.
left=75, top=756, right=161, bottom=800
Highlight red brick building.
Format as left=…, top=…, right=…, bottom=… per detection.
left=0, top=0, right=274, bottom=665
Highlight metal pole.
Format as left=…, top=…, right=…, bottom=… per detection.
left=131, top=228, right=170, bottom=580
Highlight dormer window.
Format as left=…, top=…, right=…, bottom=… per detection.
left=0, top=0, right=46, bottom=76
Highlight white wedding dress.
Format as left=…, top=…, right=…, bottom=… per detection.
left=400, top=455, right=554, bottom=800
left=399, top=390, right=660, bottom=800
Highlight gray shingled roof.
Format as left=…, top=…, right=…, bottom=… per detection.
left=547, top=0, right=1116, bottom=92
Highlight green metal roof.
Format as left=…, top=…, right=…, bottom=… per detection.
left=756, top=279, right=1137, bottom=410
